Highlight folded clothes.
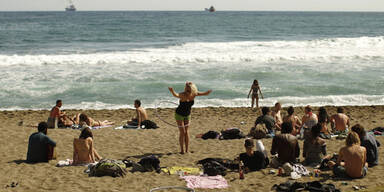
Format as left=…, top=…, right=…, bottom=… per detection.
left=181, top=175, right=228, bottom=189
left=161, top=167, right=201, bottom=175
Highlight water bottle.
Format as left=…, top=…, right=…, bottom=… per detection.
left=239, top=161, right=245, bottom=179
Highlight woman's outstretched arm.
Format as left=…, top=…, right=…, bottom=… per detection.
left=197, top=89, right=212, bottom=96
left=168, top=87, right=180, bottom=98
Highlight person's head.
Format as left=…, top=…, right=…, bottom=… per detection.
left=56, top=100, right=62, bottom=107
left=253, top=79, right=259, bottom=86
left=346, top=132, right=361, bottom=146
left=134, top=99, right=141, bottom=108
left=351, top=124, right=366, bottom=138
left=275, top=102, right=281, bottom=111
left=79, top=127, right=93, bottom=139
left=305, top=105, right=313, bottom=114
left=261, top=107, right=270, bottom=116
left=337, top=107, right=344, bottom=113
left=281, top=122, right=293, bottom=134
left=311, top=123, right=322, bottom=138
left=244, top=138, right=254, bottom=150
left=319, top=107, right=327, bottom=115
left=287, top=106, right=294, bottom=116
left=79, top=113, right=89, bottom=122
left=184, top=81, right=198, bottom=95
left=38, top=122, right=48, bottom=135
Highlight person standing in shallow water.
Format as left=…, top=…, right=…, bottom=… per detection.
left=248, top=80, right=263, bottom=109
left=168, top=82, right=212, bottom=154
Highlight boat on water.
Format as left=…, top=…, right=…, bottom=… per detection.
left=205, top=6, right=215, bottom=12
left=65, top=0, right=76, bottom=11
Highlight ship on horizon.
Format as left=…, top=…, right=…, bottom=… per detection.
left=205, top=6, right=215, bottom=12
left=65, top=0, right=76, bottom=11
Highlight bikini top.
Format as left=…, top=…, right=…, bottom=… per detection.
left=175, top=100, right=194, bottom=117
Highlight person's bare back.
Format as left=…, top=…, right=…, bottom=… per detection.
left=338, top=145, right=366, bottom=178
left=331, top=113, right=350, bottom=131
left=136, top=107, right=148, bottom=122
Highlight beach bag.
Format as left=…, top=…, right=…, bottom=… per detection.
left=141, top=120, right=159, bottom=129
left=220, top=128, right=245, bottom=140
left=138, top=156, right=161, bottom=172
left=201, top=131, right=220, bottom=140
left=197, top=158, right=239, bottom=170
left=248, top=125, right=267, bottom=139
left=202, top=161, right=227, bottom=176
left=89, top=159, right=127, bottom=177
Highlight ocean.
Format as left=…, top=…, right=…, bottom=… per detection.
left=0, top=11, right=384, bottom=110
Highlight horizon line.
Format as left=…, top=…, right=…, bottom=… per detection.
left=1, top=10, right=384, bottom=13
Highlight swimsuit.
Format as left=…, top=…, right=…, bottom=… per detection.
left=252, top=87, right=259, bottom=97
left=175, top=100, right=194, bottom=121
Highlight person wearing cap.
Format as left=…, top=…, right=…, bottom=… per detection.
left=238, top=138, right=268, bottom=172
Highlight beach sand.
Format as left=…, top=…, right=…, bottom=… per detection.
left=1, top=106, right=384, bottom=192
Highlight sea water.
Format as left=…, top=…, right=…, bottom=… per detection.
left=0, top=11, right=383, bottom=110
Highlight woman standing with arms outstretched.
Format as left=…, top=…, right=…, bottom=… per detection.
left=168, top=82, right=212, bottom=154
left=248, top=80, right=263, bottom=109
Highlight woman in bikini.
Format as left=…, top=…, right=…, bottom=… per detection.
left=168, top=82, right=212, bottom=154
left=78, top=113, right=114, bottom=127
left=247, top=80, right=263, bottom=109
left=283, top=106, right=302, bottom=135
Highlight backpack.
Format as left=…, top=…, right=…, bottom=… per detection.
left=201, top=131, right=220, bottom=140
left=202, top=161, right=227, bottom=176
left=197, top=158, right=239, bottom=170
left=89, top=159, right=127, bottom=177
left=141, top=120, right=159, bottom=129
left=219, top=128, right=245, bottom=140
left=138, top=156, right=161, bottom=172
left=248, top=125, right=267, bottom=139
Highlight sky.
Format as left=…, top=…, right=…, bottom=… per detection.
left=1, top=0, right=384, bottom=12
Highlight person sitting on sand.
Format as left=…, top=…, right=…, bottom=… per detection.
left=330, top=107, right=350, bottom=134
left=255, top=107, right=276, bottom=135
left=73, top=127, right=102, bottom=165
left=318, top=107, right=331, bottom=136
left=79, top=113, right=114, bottom=127
left=327, top=132, right=368, bottom=178
left=127, top=100, right=149, bottom=128
left=247, top=80, right=263, bottom=109
left=238, top=138, right=268, bottom=172
left=303, top=123, right=327, bottom=166
left=271, top=102, right=282, bottom=130
left=168, top=81, right=212, bottom=154
left=283, top=106, right=302, bottom=136
left=300, top=105, right=318, bottom=139
left=270, top=122, right=300, bottom=168
left=27, top=122, right=56, bottom=163
left=351, top=124, right=380, bottom=167
left=47, top=100, right=66, bottom=128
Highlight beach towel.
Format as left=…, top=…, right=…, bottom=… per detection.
left=181, top=175, right=228, bottom=189
left=161, top=167, right=201, bottom=175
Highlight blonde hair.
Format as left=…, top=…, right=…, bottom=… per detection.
left=346, top=132, right=360, bottom=146
left=185, top=82, right=198, bottom=96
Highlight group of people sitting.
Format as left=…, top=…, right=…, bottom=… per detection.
left=239, top=104, right=380, bottom=179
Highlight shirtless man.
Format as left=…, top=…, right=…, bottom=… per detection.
left=128, top=100, right=148, bottom=128
left=271, top=102, right=282, bottom=130
left=330, top=107, right=350, bottom=133
left=47, top=100, right=65, bottom=128
left=300, top=105, right=318, bottom=139
left=328, top=132, right=368, bottom=178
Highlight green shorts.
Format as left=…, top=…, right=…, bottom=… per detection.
left=175, top=113, right=191, bottom=121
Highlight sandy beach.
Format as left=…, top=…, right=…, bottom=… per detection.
left=1, top=105, right=384, bottom=192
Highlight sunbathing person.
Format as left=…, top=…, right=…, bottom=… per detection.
left=255, top=107, right=276, bottom=135
left=328, top=132, right=368, bottom=178
left=351, top=124, right=380, bottom=167
left=239, top=138, right=268, bottom=172
left=318, top=107, right=331, bottom=136
left=303, top=123, right=327, bottom=166
left=270, top=122, right=300, bottom=168
left=47, top=100, right=66, bottom=128
left=330, top=107, right=350, bottom=134
left=283, top=106, right=302, bottom=135
left=79, top=113, right=114, bottom=127
left=26, top=122, right=56, bottom=163
left=127, top=100, right=149, bottom=128
left=271, top=102, right=282, bottom=130
left=73, top=127, right=102, bottom=165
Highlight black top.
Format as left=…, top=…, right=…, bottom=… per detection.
left=239, top=151, right=267, bottom=171
left=175, top=100, right=194, bottom=116
left=361, top=133, right=380, bottom=167
left=26, top=132, right=56, bottom=163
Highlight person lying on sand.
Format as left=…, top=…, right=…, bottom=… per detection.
left=351, top=124, right=380, bottom=167
left=26, top=122, right=56, bottom=163
left=327, top=132, right=368, bottom=178
left=73, top=127, right=102, bottom=165
left=79, top=113, right=114, bottom=127
left=238, top=138, right=268, bottom=173
left=330, top=107, right=350, bottom=134
left=127, top=100, right=149, bottom=128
